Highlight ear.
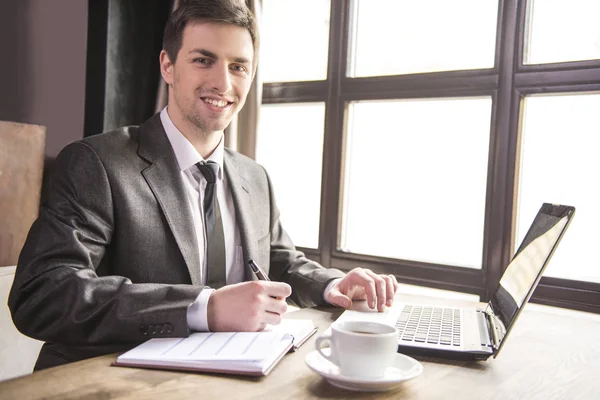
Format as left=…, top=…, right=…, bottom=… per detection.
left=159, top=50, right=174, bottom=85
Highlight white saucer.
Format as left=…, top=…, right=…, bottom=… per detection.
left=304, top=350, right=423, bottom=392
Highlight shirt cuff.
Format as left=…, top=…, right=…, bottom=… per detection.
left=187, top=288, right=215, bottom=332
left=323, top=278, right=342, bottom=305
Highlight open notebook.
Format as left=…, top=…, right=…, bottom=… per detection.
left=114, top=318, right=317, bottom=376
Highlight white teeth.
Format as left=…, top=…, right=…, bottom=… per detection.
left=204, top=98, right=228, bottom=108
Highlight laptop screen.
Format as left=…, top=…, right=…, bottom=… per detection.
left=492, top=203, right=575, bottom=340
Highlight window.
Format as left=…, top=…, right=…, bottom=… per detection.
left=260, top=0, right=331, bottom=82
left=525, top=0, right=600, bottom=65
left=341, top=97, right=492, bottom=269
left=259, top=0, right=600, bottom=314
left=517, top=93, right=600, bottom=283
left=349, top=0, right=499, bottom=77
left=255, top=103, right=326, bottom=249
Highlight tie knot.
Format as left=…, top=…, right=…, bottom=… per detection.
left=197, top=161, right=219, bottom=184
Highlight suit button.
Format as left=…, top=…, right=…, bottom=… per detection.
left=159, top=325, right=165, bottom=334
left=165, top=323, right=173, bottom=334
left=140, top=325, right=148, bottom=336
left=149, top=324, right=158, bottom=335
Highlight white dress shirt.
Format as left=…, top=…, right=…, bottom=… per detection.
left=160, top=108, right=340, bottom=331
left=161, top=108, right=244, bottom=331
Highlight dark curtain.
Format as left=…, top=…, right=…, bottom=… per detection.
left=84, top=0, right=174, bottom=136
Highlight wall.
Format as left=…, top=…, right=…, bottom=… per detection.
left=0, top=0, right=88, bottom=158
left=0, top=0, right=86, bottom=378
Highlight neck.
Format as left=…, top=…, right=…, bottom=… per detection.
left=166, top=105, right=223, bottom=159
left=184, top=125, right=223, bottom=160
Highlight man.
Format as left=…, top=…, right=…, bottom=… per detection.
left=9, top=0, right=398, bottom=370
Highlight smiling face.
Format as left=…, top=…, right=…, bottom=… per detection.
left=160, top=21, right=254, bottom=139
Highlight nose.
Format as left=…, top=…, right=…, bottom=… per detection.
left=209, top=62, right=232, bottom=94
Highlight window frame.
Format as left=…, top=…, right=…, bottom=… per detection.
left=261, top=0, right=600, bottom=314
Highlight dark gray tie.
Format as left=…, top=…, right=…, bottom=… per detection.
left=197, top=161, right=226, bottom=288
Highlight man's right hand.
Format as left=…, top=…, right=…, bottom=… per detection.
left=206, top=281, right=292, bottom=332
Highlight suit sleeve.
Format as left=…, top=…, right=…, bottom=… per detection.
left=8, top=142, right=202, bottom=346
left=260, top=166, right=345, bottom=307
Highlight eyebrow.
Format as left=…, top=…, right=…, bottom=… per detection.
left=189, top=48, right=251, bottom=65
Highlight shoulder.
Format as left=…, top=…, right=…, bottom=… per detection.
left=224, top=147, right=256, bottom=166
left=59, top=125, right=140, bottom=162
left=224, top=148, right=267, bottom=175
left=224, top=148, right=275, bottom=190
left=52, top=125, right=146, bottom=185
left=80, top=125, right=141, bottom=155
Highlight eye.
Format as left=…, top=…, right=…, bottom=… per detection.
left=193, top=57, right=213, bottom=66
left=231, top=64, right=249, bottom=74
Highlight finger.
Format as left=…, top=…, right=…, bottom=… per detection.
left=327, top=289, right=353, bottom=309
left=384, top=275, right=395, bottom=306
left=262, top=310, right=283, bottom=326
left=364, top=270, right=387, bottom=312
left=263, top=281, right=292, bottom=299
left=264, top=297, right=288, bottom=315
left=349, top=269, right=377, bottom=309
left=390, top=274, right=399, bottom=293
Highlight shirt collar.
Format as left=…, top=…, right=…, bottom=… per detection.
left=160, top=107, right=224, bottom=180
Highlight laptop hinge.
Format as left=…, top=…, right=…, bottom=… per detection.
left=485, top=302, right=506, bottom=351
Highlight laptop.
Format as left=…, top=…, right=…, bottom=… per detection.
left=334, top=203, right=575, bottom=361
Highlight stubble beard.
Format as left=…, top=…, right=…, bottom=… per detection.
left=184, top=109, right=211, bottom=140
left=175, top=93, right=224, bottom=141
left=171, top=78, right=231, bottom=140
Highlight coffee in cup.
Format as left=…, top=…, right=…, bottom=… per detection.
left=315, top=320, right=398, bottom=378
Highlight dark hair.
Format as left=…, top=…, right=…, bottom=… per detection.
left=163, top=0, right=259, bottom=69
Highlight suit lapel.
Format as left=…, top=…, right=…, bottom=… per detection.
left=224, top=151, right=257, bottom=281
left=138, top=114, right=201, bottom=285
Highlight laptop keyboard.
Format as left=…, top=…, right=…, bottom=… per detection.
left=395, top=305, right=462, bottom=346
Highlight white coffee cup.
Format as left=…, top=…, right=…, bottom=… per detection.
left=315, top=320, right=398, bottom=378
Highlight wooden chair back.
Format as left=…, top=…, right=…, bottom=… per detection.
left=0, top=121, right=46, bottom=267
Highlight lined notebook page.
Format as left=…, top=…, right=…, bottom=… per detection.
left=121, top=331, right=289, bottom=362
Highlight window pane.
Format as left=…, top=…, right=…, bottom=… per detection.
left=349, top=0, right=498, bottom=77
left=260, top=0, right=330, bottom=82
left=516, top=93, right=600, bottom=283
left=525, top=0, right=600, bottom=65
left=341, top=97, right=493, bottom=268
left=256, top=103, right=326, bottom=249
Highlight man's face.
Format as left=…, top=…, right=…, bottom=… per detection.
left=160, top=22, right=254, bottom=136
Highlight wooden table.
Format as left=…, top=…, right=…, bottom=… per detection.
left=1, top=295, right=599, bottom=399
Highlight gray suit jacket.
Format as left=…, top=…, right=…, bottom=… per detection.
left=8, top=113, right=344, bottom=369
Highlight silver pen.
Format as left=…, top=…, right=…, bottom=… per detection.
left=248, top=259, right=270, bottom=281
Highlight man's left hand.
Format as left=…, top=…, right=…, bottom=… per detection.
left=327, top=268, right=399, bottom=312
